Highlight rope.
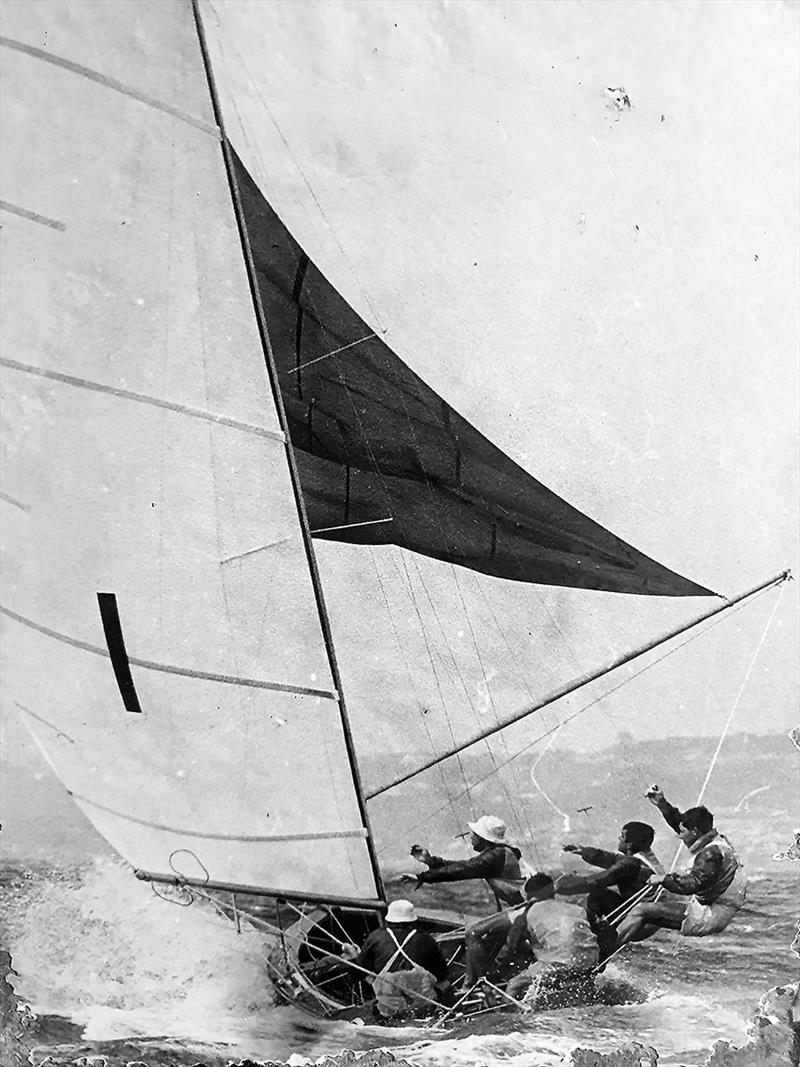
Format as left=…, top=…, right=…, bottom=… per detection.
left=394, top=550, right=476, bottom=814
left=605, top=883, right=653, bottom=925
left=206, top=4, right=388, bottom=335
left=445, top=563, right=540, bottom=855
left=597, top=583, right=786, bottom=972
left=368, top=547, right=465, bottom=838
left=697, top=582, right=785, bottom=807
left=378, top=581, right=779, bottom=854
left=662, top=581, right=786, bottom=882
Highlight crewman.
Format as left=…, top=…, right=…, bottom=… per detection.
left=402, top=814, right=527, bottom=985
left=341, top=899, right=450, bottom=1019
left=496, top=872, right=599, bottom=1007
left=555, top=821, right=663, bottom=960
left=615, top=786, right=747, bottom=946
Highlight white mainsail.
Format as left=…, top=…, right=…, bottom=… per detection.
left=0, top=0, right=381, bottom=905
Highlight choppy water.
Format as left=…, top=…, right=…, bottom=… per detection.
left=1, top=858, right=798, bottom=1066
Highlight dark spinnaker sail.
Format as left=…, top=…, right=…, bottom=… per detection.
left=235, top=154, right=711, bottom=597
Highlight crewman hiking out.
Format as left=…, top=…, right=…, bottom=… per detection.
left=496, top=873, right=599, bottom=1008
left=615, top=786, right=747, bottom=947
left=555, top=821, right=664, bottom=960
left=401, top=814, right=527, bottom=985
left=338, top=899, right=451, bottom=1019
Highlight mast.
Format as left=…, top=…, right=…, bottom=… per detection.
left=189, top=0, right=385, bottom=905
left=367, top=569, right=791, bottom=798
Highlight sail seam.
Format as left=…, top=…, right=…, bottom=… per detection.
left=0, top=36, right=220, bottom=138
left=0, top=200, right=66, bottom=231
left=0, top=358, right=286, bottom=443
left=0, top=605, right=338, bottom=701
left=70, top=789, right=367, bottom=842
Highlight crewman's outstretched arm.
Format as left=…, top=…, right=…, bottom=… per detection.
left=646, top=786, right=683, bottom=834
left=575, top=846, right=620, bottom=869
left=417, top=850, right=504, bottom=884
left=557, top=854, right=639, bottom=894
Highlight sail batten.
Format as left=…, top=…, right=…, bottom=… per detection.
left=1, top=607, right=339, bottom=701
left=0, top=200, right=67, bottom=231
left=68, top=791, right=368, bottom=844
left=0, top=34, right=220, bottom=136
left=0, top=358, right=287, bottom=442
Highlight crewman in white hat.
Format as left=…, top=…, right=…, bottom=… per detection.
left=402, top=813, right=529, bottom=985
left=340, top=898, right=450, bottom=1019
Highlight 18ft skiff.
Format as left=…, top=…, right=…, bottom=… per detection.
left=0, top=0, right=790, bottom=1022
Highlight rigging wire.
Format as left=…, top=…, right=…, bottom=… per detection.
left=203, top=1, right=759, bottom=873
left=205, top=2, right=388, bottom=335
left=367, top=544, right=466, bottom=837
left=438, top=561, right=541, bottom=857
left=293, top=240, right=478, bottom=832
left=391, top=548, right=477, bottom=817
left=205, top=10, right=472, bottom=867
left=375, top=582, right=779, bottom=853
left=665, top=581, right=787, bottom=880
left=207, top=0, right=638, bottom=856
left=595, top=581, right=788, bottom=972
left=466, top=573, right=575, bottom=843
left=216, top=28, right=481, bottom=833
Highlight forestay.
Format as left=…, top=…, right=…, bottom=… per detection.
left=0, top=0, right=380, bottom=905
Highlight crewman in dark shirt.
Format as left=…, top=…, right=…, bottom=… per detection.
left=346, top=899, right=450, bottom=1018
left=555, top=821, right=663, bottom=961
left=406, top=814, right=526, bottom=907
left=614, top=786, right=747, bottom=946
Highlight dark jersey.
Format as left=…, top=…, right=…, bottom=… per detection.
left=355, top=926, right=448, bottom=981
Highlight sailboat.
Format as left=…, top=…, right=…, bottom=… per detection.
left=0, top=0, right=790, bottom=1025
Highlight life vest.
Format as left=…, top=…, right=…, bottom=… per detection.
left=634, top=849, right=665, bottom=877
left=486, top=844, right=526, bottom=906
left=370, top=930, right=437, bottom=1017
left=690, top=832, right=747, bottom=908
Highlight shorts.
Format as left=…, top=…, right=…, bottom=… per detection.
left=680, top=896, right=739, bottom=937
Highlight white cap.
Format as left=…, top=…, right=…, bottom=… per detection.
left=467, top=814, right=509, bottom=846
left=386, top=899, right=417, bottom=923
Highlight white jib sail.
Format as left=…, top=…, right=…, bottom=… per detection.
left=0, top=0, right=380, bottom=904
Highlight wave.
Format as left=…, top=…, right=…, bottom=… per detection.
left=2, top=860, right=796, bottom=1067
left=2, top=859, right=276, bottom=1045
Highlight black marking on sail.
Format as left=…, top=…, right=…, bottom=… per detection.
left=97, top=593, right=142, bottom=714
